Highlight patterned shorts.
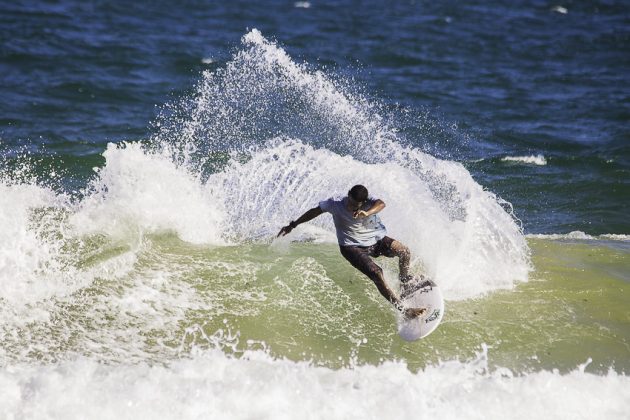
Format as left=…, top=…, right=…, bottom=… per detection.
left=339, top=236, right=396, bottom=282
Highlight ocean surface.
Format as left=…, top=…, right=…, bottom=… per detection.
left=1, top=1, right=629, bottom=419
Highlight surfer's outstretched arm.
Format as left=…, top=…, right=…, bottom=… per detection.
left=277, top=206, right=324, bottom=237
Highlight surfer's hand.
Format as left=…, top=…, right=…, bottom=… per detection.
left=277, top=221, right=298, bottom=237
left=403, top=307, right=426, bottom=319
left=353, top=210, right=369, bottom=218
left=277, top=225, right=293, bottom=237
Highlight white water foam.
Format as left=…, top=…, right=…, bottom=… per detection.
left=501, top=155, right=547, bottom=165
left=0, top=181, right=98, bottom=328
left=600, top=234, right=630, bottom=241
left=0, top=143, right=226, bottom=332
left=0, top=182, right=63, bottom=305
left=527, top=231, right=630, bottom=241
left=71, top=142, right=225, bottom=245
left=0, top=347, right=627, bottom=420
left=551, top=5, right=569, bottom=14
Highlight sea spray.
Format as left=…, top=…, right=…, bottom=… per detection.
left=211, top=139, right=529, bottom=299
left=153, top=29, right=531, bottom=297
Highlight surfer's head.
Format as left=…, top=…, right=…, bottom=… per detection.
left=348, top=184, right=368, bottom=210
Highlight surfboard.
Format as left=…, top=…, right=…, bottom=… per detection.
left=397, top=277, right=445, bottom=341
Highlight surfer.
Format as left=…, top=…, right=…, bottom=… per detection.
left=278, top=184, right=426, bottom=319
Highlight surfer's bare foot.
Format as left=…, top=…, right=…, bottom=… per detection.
left=403, top=307, right=426, bottom=319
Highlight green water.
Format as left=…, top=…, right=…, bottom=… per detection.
left=177, top=238, right=629, bottom=374
left=4, top=234, right=628, bottom=375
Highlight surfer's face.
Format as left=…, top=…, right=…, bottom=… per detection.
left=347, top=196, right=364, bottom=211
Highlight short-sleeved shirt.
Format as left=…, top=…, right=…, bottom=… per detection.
left=319, top=197, right=387, bottom=247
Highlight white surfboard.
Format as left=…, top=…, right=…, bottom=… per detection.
left=397, top=277, right=445, bottom=341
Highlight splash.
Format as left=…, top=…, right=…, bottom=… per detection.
left=211, top=139, right=530, bottom=298
left=0, top=29, right=531, bottom=316
left=153, top=29, right=531, bottom=297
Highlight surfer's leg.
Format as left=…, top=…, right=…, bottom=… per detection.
left=390, top=240, right=411, bottom=281
left=374, top=237, right=411, bottom=282
left=339, top=246, right=401, bottom=308
left=339, top=245, right=382, bottom=282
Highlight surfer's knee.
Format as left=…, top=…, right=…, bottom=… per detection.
left=390, top=240, right=410, bottom=257
left=366, top=263, right=384, bottom=283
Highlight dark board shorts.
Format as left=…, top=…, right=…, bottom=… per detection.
left=339, top=236, right=396, bottom=281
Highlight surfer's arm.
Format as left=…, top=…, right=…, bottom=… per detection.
left=277, top=206, right=324, bottom=237
left=353, top=199, right=385, bottom=218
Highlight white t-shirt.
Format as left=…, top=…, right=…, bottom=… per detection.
left=318, top=197, right=387, bottom=247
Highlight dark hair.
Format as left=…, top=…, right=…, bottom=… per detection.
left=348, top=185, right=368, bottom=202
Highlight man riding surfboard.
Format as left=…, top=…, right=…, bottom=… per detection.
left=278, top=184, right=426, bottom=319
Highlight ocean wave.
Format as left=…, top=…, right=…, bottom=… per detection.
left=0, top=138, right=531, bottom=307
left=152, top=29, right=531, bottom=299
left=0, top=30, right=535, bottom=372
left=0, top=29, right=531, bottom=307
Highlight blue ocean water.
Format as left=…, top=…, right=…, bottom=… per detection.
left=2, top=0, right=628, bottom=234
